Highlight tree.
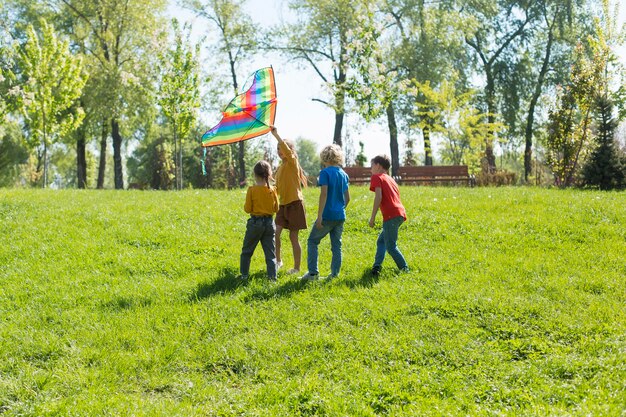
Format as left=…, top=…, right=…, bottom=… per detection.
left=14, top=19, right=87, bottom=187
left=521, top=0, right=579, bottom=182
left=545, top=44, right=602, bottom=187
left=410, top=79, right=502, bottom=171
left=59, top=0, right=166, bottom=189
left=295, top=137, right=320, bottom=177
left=158, top=19, right=201, bottom=190
left=545, top=0, right=625, bottom=187
left=463, top=0, right=535, bottom=173
left=582, top=95, right=624, bottom=189
left=183, top=0, right=257, bottom=187
left=376, top=0, right=469, bottom=171
left=275, top=0, right=372, bottom=147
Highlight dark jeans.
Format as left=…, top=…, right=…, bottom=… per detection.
left=240, top=216, right=277, bottom=278
left=374, top=216, right=408, bottom=270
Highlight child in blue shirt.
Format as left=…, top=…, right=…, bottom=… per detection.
left=301, top=144, right=350, bottom=281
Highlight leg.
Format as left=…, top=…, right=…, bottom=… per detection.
left=289, top=229, right=301, bottom=271
left=328, top=221, right=344, bottom=276
left=383, top=217, right=408, bottom=270
left=306, top=222, right=332, bottom=275
left=260, top=219, right=277, bottom=279
left=373, top=228, right=386, bottom=268
left=275, top=224, right=283, bottom=265
left=240, top=219, right=262, bottom=276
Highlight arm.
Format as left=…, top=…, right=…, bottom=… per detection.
left=270, top=125, right=285, bottom=145
left=369, top=187, right=382, bottom=227
left=271, top=188, right=279, bottom=213
left=344, top=189, right=350, bottom=209
left=316, top=185, right=328, bottom=229
left=244, top=189, right=252, bottom=214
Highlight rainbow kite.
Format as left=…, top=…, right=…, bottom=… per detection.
left=201, top=67, right=277, bottom=148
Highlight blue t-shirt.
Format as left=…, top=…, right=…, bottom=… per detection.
left=318, top=166, right=349, bottom=221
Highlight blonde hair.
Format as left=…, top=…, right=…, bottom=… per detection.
left=282, top=139, right=308, bottom=188
left=320, top=144, right=344, bottom=166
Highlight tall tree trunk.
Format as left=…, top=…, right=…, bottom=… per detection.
left=43, top=142, right=48, bottom=188
left=525, top=17, right=555, bottom=182
left=97, top=120, right=108, bottom=189
left=333, top=72, right=346, bottom=147
left=485, top=70, right=497, bottom=173
left=111, top=118, right=124, bottom=189
left=238, top=141, right=245, bottom=187
left=423, top=125, right=433, bottom=166
left=333, top=111, right=344, bottom=147
left=386, top=103, right=399, bottom=176
left=77, top=129, right=87, bottom=189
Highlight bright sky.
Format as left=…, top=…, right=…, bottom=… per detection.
left=170, top=1, right=626, bottom=162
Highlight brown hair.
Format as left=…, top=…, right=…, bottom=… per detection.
left=282, top=139, right=309, bottom=188
left=254, top=160, right=273, bottom=188
left=371, top=155, right=391, bottom=171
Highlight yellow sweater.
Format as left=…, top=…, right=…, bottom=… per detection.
left=244, top=185, right=279, bottom=216
left=275, top=141, right=304, bottom=205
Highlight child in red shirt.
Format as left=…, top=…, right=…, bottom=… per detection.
left=368, top=155, right=409, bottom=276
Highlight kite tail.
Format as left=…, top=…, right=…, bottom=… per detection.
left=202, top=147, right=207, bottom=176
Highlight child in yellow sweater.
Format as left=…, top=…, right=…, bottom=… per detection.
left=270, top=126, right=308, bottom=275
left=239, top=161, right=279, bottom=281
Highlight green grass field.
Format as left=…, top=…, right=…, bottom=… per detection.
left=1, top=187, right=625, bottom=416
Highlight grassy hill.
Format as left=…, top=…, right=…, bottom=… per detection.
left=0, top=187, right=624, bottom=416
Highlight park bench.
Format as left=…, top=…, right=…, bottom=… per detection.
left=342, top=166, right=372, bottom=185
left=342, top=165, right=475, bottom=187
left=396, top=165, right=475, bottom=186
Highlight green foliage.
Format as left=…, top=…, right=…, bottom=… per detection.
left=410, top=80, right=503, bottom=173
left=545, top=43, right=603, bottom=187
left=158, top=19, right=201, bottom=190
left=14, top=19, right=87, bottom=187
left=581, top=95, right=625, bottom=189
left=0, top=120, right=29, bottom=187
left=0, top=187, right=625, bottom=414
left=295, top=137, right=321, bottom=176
left=355, top=141, right=367, bottom=167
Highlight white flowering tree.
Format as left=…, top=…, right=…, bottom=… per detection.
left=158, top=19, right=201, bottom=190
left=15, top=19, right=87, bottom=188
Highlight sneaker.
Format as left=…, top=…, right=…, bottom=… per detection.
left=237, top=274, right=249, bottom=281
left=324, top=273, right=338, bottom=280
left=400, top=267, right=410, bottom=273
left=276, top=260, right=283, bottom=270
left=300, top=272, right=319, bottom=281
left=286, top=268, right=300, bottom=275
left=268, top=276, right=277, bottom=283
left=371, top=266, right=381, bottom=276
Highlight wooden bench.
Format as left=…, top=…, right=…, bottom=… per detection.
left=396, top=165, right=475, bottom=187
left=342, top=166, right=372, bottom=185
left=342, top=165, right=475, bottom=187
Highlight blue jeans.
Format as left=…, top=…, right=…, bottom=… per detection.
left=374, top=216, right=408, bottom=269
left=240, top=216, right=276, bottom=278
left=307, top=220, right=344, bottom=276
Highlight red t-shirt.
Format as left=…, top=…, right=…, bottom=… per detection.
left=370, top=173, right=407, bottom=222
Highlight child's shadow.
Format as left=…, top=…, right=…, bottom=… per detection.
left=189, top=267, right=245, bottom=301
left=243, top=277, right=308, bottom=302
left=344, top=268, right=380, bottom=289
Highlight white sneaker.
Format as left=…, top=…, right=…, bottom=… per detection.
left=300, top=272, right=319, bottom=281
left=276, top=260, right=283, bottom=270
left=286, top=268, right=299, bottom=275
